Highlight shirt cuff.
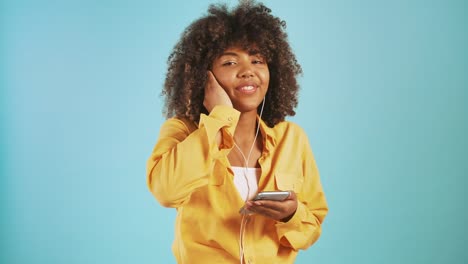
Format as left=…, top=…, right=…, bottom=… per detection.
left=198, top=105, right=240, bottom=155
left=275, top=202, right=307, bottom=248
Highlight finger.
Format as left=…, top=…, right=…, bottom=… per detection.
left=252, top=200, right=284, bottom=211
left=206, top=71, right=222, bottom=94
left=206, top=71, right=214, bottom=89
left=250, top=200, right=289, bottom=215
left=249, top=205, right=284, bottom=220
left=288, top=190, right=297, bottom=200
left=250, top=198, right=297, bottom=220
left=277, top=190, right=296, bottom=201
left=207, top=70, right=214, bottom=81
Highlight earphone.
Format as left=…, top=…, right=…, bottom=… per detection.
left=234, top=97, right=266, bottom=264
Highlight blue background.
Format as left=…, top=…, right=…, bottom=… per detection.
left=1, top=0, right=467, bottom=263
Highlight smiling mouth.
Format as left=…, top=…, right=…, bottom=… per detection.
left=239, top=85, right=256, bottom=92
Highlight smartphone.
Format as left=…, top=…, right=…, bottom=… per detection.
left=253, top=191, right=290, bottom=201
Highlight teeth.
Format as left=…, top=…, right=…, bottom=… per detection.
left=241, top=86, right=255, bottom=91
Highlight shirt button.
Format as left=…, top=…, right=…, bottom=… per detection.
left=227, top=116, right=233, bottom=121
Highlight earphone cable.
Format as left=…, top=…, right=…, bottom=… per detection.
left=235, top=97, right=266, bottom=264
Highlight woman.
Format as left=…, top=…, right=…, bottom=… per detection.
left=147, top=1, right=328, bottom=263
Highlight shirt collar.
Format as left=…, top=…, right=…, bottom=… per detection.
left=257, top=116, right=277, bottom=152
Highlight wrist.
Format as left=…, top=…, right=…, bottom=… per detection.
left=280, top=209, right=297, bottom=223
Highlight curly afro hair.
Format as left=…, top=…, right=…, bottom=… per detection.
left=162, top=0, right=302, bottom=127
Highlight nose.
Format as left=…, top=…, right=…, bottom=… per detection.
left=238, top=64, right=254, bottom=78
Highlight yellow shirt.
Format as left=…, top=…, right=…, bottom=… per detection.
left=147, top=106, right=328, bottom=264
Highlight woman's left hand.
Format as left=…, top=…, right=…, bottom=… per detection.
left=244, top=191, right=298, bottom=222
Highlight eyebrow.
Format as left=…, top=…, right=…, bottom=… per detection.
left=219, top=52, right=239, bottom=57
left=219, top=51, right=263, bottom=58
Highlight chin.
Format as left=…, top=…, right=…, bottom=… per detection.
left=233, top=104, right=260, bottom=113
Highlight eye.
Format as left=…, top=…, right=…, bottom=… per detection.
left=222, top=61, right=237, bottom=66
left=252, top=59, right=264, bottom=64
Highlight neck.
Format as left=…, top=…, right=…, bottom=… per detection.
left=229, top=110, right=263, bottom=168
left=233, top=111, right=258, bottom=146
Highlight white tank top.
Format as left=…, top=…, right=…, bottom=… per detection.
left=231, top=166, right=261, bottom=201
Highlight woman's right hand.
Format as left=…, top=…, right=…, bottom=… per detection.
left=203, top=71, right=233, bottom=113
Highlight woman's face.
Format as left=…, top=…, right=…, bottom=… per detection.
left=211, top=46, right=270, bottom=113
